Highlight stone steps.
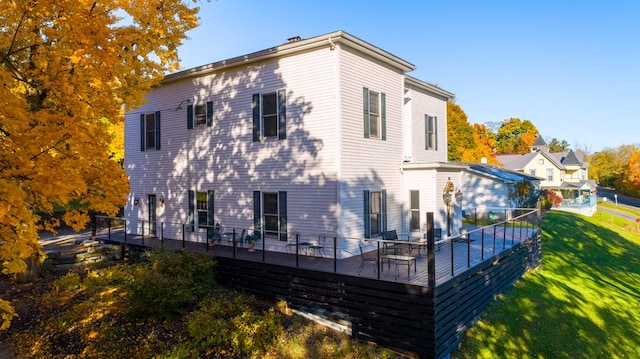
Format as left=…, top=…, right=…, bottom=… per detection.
left=43, top=236, right=123, bottom=269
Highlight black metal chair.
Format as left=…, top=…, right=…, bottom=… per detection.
left=308, top=234, right=327, bottom=257
left=358, top=244, right=378, bottom=275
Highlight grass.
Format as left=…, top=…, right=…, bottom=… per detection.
left=453, top=210, right=640, bottom=358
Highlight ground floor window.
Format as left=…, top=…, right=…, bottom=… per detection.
left=188, top=190, right=214, bottom=231
left=364, top=189, right=387, bottom=238
left=254, top=191, right=287, bottom=240
left=410, top=190, right=420, bottom=232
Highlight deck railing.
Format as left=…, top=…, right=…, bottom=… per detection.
left=93, top=208, right=540, bottom=287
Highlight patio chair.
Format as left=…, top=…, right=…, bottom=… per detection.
left=207, top=225, right=222, bottom=247
left=358, top=244, right=378, bottom=275
left=308, top=234, right=327, bottom=257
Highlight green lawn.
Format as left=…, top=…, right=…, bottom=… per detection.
left=453, top=210, right=640, bottom=359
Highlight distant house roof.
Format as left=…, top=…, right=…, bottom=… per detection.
left=532, top=136, right=547, bottom=147
left=464, top=163, right=542, bottom=183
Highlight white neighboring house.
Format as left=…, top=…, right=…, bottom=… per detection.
left=124, top=31, right=526, bottom=253
left=496, top=137, right=597, bottom=215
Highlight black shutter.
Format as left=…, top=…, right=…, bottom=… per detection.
left=279, top=191, right=287, bottom=241
left=155, top=111, right=161, bottom=150
left=206, top=101, right=213, bottom=127
left=380, top=93, right=386, bottom=140
left=188, top=190, right=195, bottom=231
left=277, top=89, right=286, bottom=140
left=252, top=94, right=260, bottom=141
left=364, top=190, right=371, bottom=239
left=187, top=104, right=194, bottom=129
left=381, top=189, right=387, bottom=232
left=363, top=87, right=370, bottom=138
left=207, top=190, right=215, bottom=225
left=253, top=191, right=261, bottom=239
left=140, top=114, right=145, bottom=151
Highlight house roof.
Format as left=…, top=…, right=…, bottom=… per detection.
left=466, top=163, right=542, bottom=183
left=532, top=136, right=547, bottom=147
left=162, top=30, right=418, bottom=84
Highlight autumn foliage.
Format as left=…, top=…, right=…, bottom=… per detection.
left=0, top=0, right=199, bottom=329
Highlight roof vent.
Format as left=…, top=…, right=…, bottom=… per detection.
left=287, top=36, right=302, bottom=43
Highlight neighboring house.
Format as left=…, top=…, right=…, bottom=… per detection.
left=124, top=31, right=535, bottom=253
left=495, top=137, right=597, bottom=215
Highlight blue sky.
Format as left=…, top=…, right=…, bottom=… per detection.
left=176, top=0, right=639, bottom=153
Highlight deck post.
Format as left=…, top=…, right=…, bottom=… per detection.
left=426, top=212, right=435, bottom=287
left=333, top=236, right=337, bottom=273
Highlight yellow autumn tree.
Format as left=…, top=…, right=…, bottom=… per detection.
left=0, top=0, right=199, bottom=329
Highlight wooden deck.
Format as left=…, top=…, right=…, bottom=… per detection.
left=93, top=215, right=542, bottom=358
left=95, top=225, right=538, bottom=287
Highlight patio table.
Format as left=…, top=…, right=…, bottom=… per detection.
left=381, top=254, right=417, bottom=279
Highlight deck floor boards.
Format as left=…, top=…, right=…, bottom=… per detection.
left=95, top=225, right=538, bottom=287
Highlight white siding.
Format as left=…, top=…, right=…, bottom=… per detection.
left=125, top=46, right=342, bottom=240
left=406, top=84, right=448, bottom=163
left=336, top=45, right=405, bottom=244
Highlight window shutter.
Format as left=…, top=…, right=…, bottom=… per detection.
left=278, top=191, right=287, bottom=241
left=140, top=114, right=145, bottom=151
left=187, top=104, right=194, bottom=129
left=278, top=89, right=286, bottom=140
left=207, top=190, right=215, bottom=225
left=381, top=189, right=387, bottom=232
left=252, top=94, right=260, bottom=141
left=206, top=101, right=213, bottom=127
left=380, top=92, right=386, bottom=140
left=434, top=116, right=438, bottom=151
left=188, top=190, right=195, bottom=232
left=363, top=87, right=370, bottom=138
left=425, top=115, right=429, bottom=150
left=253, top=191, right=261, bottom=239
left=155, top=111, right=161, bottom=150
left=363, top=190, right=371, bottom=238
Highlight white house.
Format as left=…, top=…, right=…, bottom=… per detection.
left=496, top=137, right=596, bottom=215
left=124, top=31, right=523, bottom=253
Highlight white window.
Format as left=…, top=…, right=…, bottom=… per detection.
left=263, top=192, right=279, bottom=237
left=546, top=168, right=554, bottom=181
left=195, top=104, right=207, bottom=126
left=368, top=91, right=380, bottom=138
left=252, top=90, right=286, bottom=141
left=539, top=158, right=544, bottom=165
left=261, top=93, right=278, bottom=138
left=370, top=191, right=382, bottom=236
left=410, top=190, right=420, bottom=232
left=197, top=191, right=208, bottom=228
left=144, top=113, right=156, bottom=150
left=363, top=87, right=386, bottom=140
left=425, top=115, right=437, bottom=150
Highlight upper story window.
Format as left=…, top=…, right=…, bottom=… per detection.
left=363, top=87, right=386, bottom=140
left=187, top=101, right=213, bottom=129
left=546, top=168, right=554, bottom=181
left=140, top=111, right=161, bottom=151
left=530, top=169, right=537, bottom=176
left=252, top=90, right=287, bottom=141
left=538, top=158, right=544, bottom=165
left=425, top=115, right=438, bottom=150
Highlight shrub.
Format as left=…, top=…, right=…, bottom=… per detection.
left=186, top=290, right=284, bottom=357
left=124, top=249, right=217, bottom=321
left=53, top=272, right=82, bottom=291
